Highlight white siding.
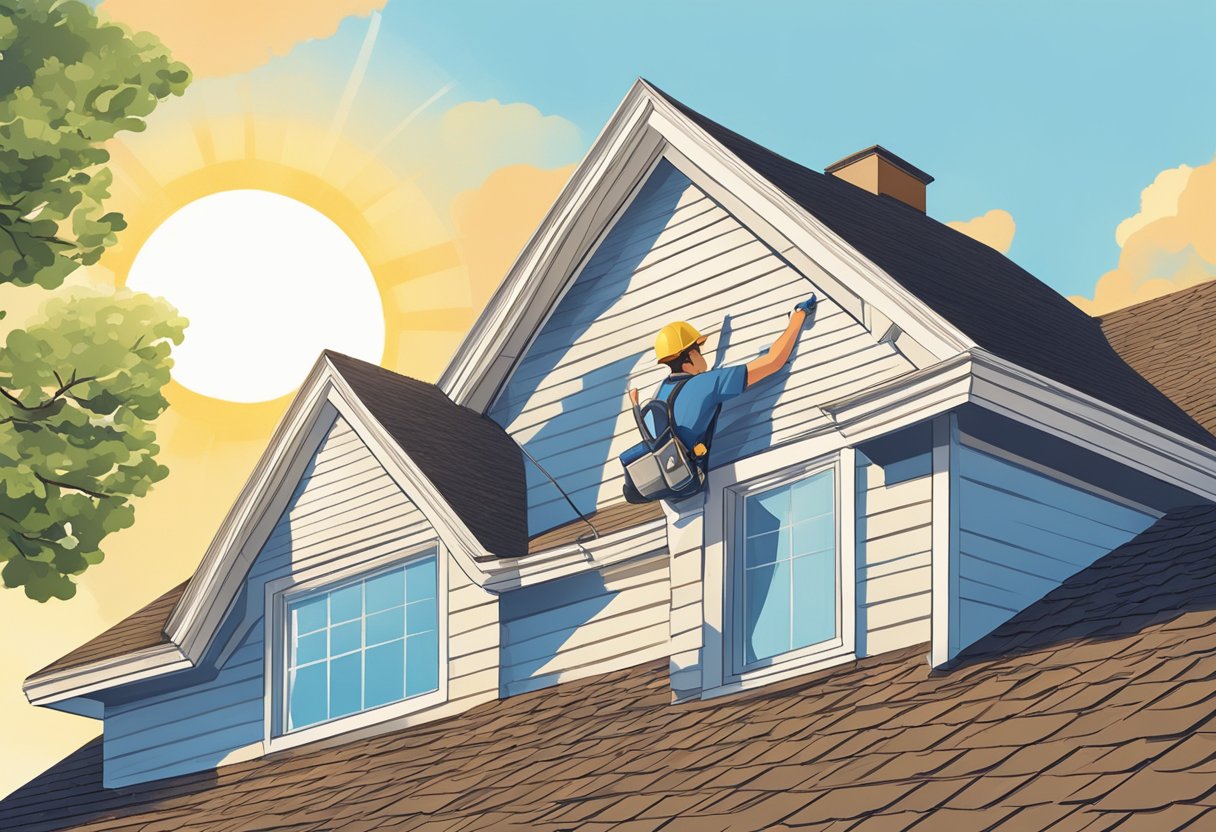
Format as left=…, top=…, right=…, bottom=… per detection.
left=856, top=450, right=933, bottom=657
left=954, top=443, right=1157, bottom=652
left=499, top=553, right=670, bottom=696
left=102, top=417, right=499, bottom=788
left=490, top=160, right=915, bottom=535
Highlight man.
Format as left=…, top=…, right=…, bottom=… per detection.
left=627, top=292, right=818, bottom=501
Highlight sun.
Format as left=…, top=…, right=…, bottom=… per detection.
left=88, top=98, right=480, bottom=447
left=126, top=189, right=385, bottom=403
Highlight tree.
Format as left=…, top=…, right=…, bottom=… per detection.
left=0, top=0, right=190, bottom=287
left=0, top=293, right=187, bottom=601
left=0, top=0, right=191, bottom=601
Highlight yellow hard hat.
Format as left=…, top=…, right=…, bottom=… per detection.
left=654, top=321, right=707, bottom=364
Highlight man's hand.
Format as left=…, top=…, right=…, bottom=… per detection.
left=794, top=293, right=818, bottom=316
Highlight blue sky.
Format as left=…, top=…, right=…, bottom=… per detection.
left=339, top=0, right=1214, bottom=299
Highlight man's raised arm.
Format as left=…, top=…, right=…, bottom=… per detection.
left=745, top=294, right=817, bottom=388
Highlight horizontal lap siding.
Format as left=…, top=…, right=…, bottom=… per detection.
left=856, top=452, right=932, bottom=657
left=490, top=160, right=914, bottom=535
left=955, top=444, right=1156, bottom=651
left=103, top=417, right=496, bottom=788
left=499, top=554, right=670, bottom=696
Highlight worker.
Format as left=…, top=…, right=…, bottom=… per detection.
left=624, top=293, right=818, bottom=502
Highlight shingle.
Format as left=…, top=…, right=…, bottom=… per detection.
left=1100, top=281, right=1216, bottom=436
left=10, top=503, right=1216, bottom=832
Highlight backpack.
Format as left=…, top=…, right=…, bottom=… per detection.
left=619, top=377, right=717, bottom=503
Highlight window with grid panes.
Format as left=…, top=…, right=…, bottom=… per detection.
left=285, top=553, right=439, bottom=731
left=739, top=468, right=837, bottom=665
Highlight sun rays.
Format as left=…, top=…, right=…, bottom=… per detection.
left=96, top=77, right=479, bottom=438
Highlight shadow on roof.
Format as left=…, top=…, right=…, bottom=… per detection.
left=946, top=503, right=1216, bottom=672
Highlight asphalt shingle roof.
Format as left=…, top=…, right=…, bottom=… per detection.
left=1100, top=281, right=1216, bottom=437
left=324, top=351, right=529, bottom=558
left=8, top=505, right=1216, bottom=831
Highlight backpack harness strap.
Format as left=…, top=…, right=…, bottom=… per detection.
left=664, top=376, right=722, bottom=469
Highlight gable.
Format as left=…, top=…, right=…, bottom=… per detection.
left=100, top=415, right=443, bottom=787
left=489, top=159, right=916, bottom=534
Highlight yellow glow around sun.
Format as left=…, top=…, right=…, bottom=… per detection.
left=96, top=106, right=478, bottom=444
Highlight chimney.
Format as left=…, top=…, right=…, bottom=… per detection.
left=825, top=145, right=934, bottom=212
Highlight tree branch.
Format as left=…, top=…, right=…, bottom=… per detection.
left=0, top=375, right=97, bottom=411
left=35, top=472, right=111, bottom=500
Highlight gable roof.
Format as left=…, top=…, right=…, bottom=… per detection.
left=322, top=351, right=529, bottom=558
left=648, top=84, right=1216, bottom=451
left=9, top=504, right=1216, bottom=831
left=1099, top=281, right=1216, bottom=437
left=24, top=353, right=533, bottom=694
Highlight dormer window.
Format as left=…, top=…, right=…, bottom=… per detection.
left=267, top=544, right=447, bottom=749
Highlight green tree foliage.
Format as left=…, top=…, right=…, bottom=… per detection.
left=0, top=0, right=190, bottom=287
left=0, top=0, right=192, bottom=601
left=0, top=292, right=187, bottom=601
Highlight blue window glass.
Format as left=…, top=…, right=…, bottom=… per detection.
left=742, top=469, right=837, bottom=665
left=285, top=551, right=440, bottom=731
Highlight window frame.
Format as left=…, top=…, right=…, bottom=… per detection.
left=263, top=542, right=448, bottom=752
left=711, top=448, right=857, bottom=692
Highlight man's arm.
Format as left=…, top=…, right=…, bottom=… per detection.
left=745, top=295, right=816, bottom=387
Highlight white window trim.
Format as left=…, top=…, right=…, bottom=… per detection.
left=262, top=541, right=449, bottom=753
left=702, top=446, right=857, bottom=698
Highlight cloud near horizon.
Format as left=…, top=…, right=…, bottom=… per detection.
left=946, top=209, right=1016, bottom=253
left=98, top=0, right=387, bottom=78
left=1071, top=156, right=1216, bottom=315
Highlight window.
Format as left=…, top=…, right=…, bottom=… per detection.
left=740, top=468, right=837, bottom=665
left=284, top=553, right=439, bottom=732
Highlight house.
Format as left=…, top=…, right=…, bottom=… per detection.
left=6, top=80, right=1216, bottom=831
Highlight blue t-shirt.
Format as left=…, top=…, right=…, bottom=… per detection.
left=648, top=365, right=748, bottom=456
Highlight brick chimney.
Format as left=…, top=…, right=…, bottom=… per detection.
left=825, top=145, right=934, bottom=212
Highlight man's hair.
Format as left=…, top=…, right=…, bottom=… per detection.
left=662, top=345, right=699, bottom=373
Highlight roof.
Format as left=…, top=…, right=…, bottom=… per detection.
left=649, top=84, right=1216, bottom=451
left=27, top=354, right=533, bottom=684
left=27, top=499, right=661, bottom=682
left=1099, top=281, right=1216, bottom=436
left=27, top=581, right=188, bottom=678
left=325, top=351, right=529, bottom=558
left=824, top=144, right=935, bottom=185
left=10, top=504, right=1216, bottom=831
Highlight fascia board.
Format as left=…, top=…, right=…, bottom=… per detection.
left=823, top=348, right=1216, bottom=504
left=438, top=81, right=659, bottom=408
left=820, top=352, right=974, bottom=442
left=480, top=516, right=668, bottom=592
left=24, top=643, right=190, bottom=708
left=163, top=357, right=340, bottom=661
left=969, top=350, right=1216, bottom=503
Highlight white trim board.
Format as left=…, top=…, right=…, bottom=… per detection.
left=821, top=349, right=1216, bottom=505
